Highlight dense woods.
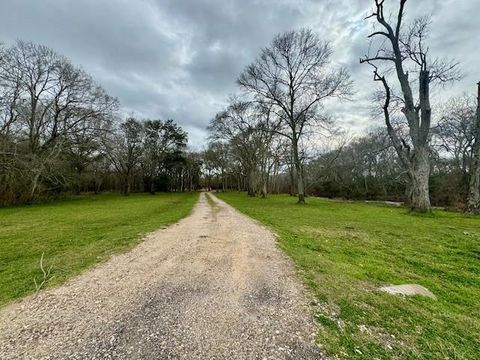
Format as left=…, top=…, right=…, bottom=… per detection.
left=0, top=41, right=200, bottom=205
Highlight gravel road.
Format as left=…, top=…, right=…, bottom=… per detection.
left=0, top=193, right=324, bottom=359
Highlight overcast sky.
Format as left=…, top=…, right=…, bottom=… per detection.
left=0, top=0, right=478, bottom=148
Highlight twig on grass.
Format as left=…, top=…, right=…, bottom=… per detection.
left=33, top=252, right=54, bottom=298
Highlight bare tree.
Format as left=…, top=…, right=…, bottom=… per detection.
left=203, top=142, right=230, bottom=192
left=1, top=40, right=197, bottom=204
left=207, top=97, right=282, bottom=197
left=0, top=41, right=118, bottom=201
left=238, top=29, right=351, bottom=203
left=466, top=83, right=480, bottom=214
left=435, top=94, right=477, bottom=195
left=208, top=100, right=263, bottom=196
left=105, top=118, right=144, bottom=195
left=360, top=0, right=461, bottom=212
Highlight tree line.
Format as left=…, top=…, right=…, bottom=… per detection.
left=206, top=0, right=480, bottom=214
left=2, top=0, right=479, bottom=214
left=0, top=41, right=201, bottom=206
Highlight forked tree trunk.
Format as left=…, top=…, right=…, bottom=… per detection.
left=466, top=82, right=480, bottom=214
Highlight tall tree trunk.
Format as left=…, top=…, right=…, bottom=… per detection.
left=404, top=181, right=412, bottom=207
left=408, top=146, right=431, bottom=212
left=261, top=182, right=267, bottom=198
left=260, top=162, right=267, bottom=198
left=260, top=172, right=267, bottom=198
left=123, top=175, right=130, bottom=196
left=289, top=164, right=295, bottom=196
left=150, top=177, right=155, bottom=194
left=221, top=169, right=225, bottom=192
left=466, top=82, right=480, bottom=214
left=247, top=168, right=256, bottom=197
left=292, top=137, right=305, bottom=204
left=95, top=177, right=102, bottom=195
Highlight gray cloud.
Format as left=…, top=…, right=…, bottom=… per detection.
left=0, top=0, right=478, bottom=148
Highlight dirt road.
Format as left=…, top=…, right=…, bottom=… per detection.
left=0, top=193, right=323, bottom=359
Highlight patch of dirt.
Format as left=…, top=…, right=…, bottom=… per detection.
left=0, top=193, right=324, bottom=359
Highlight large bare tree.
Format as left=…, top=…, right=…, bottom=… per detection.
left=238, top=29, right=351, bottom=204
left=360, top=0, right=461, bottom=212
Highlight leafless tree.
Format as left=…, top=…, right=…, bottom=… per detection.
left=208, top=100, right=261, bottom=196
left=436, top=95, right=477, bottom=187
left=238, top=29, right=351, bottom=203
left=104, top=118, right=144, bottom=195
left=360, top=0, right=461, bottom=212
left=203, top=142, right=230, bottom=192
left=0, top=41, right=118, bottom=201
left=208, top=98, right=280, bottom=197
left=1, top=40, right=199, bottom=204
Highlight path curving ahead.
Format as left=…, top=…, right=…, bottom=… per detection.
left=0, top=193, right=323, bottom=359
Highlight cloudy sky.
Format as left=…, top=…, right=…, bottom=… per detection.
left=0, top=0, right=478, bottom=147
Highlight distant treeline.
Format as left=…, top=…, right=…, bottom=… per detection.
left=2, top=26, right=479, bottom=211
left=204, top=121, right=477, bottom=210
left=0, top=41, right=201, bottom=206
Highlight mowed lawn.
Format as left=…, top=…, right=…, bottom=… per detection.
left=217, top=192, right=480, bottom=359
left=0, top=192, right=199, bottom=306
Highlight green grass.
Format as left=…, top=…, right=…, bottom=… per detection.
left=216, top=192, right=480, bottom=359
left=205, top=192, right=217, bottom=208
left=0, top=192, right=199, bottom=306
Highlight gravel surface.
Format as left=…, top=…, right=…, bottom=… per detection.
left=0, top=193, right=324, bottom=359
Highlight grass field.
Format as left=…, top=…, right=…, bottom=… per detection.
left=216, top=192, right=480, bottom=359
left=0, top=192, right=198, bottom=306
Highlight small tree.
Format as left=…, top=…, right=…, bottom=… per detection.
left=238, top=29, right=351, bottom=203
